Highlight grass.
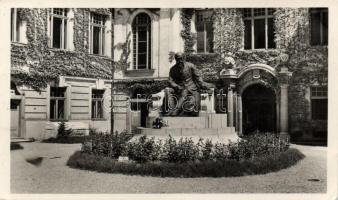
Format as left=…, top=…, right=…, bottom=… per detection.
left=10, top=143, right=24, bottom=151
left=67, top=148, right=305, bottom=177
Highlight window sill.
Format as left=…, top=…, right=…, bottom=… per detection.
left=88, top=53, right=111, bottom=59
left=124, top=69, right=155, bottom=76
left=11, top=42, right=28, bottom=46
left=91, top=118, right=107, bottom=121
left=50, top=119, right=68, bottom=122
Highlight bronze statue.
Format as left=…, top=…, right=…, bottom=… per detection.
left=164, top=53, right=213, bottom=116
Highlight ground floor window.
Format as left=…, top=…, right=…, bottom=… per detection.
left=50, top=87, right=66, bottom=120
left=92, top=89, right=104, bottom=119
left=311, top=86, right=328, bottom=120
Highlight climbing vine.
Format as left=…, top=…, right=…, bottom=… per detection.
left=180, top=8, right=195, bottom=53
left=11, top=8, right=114, bottom=91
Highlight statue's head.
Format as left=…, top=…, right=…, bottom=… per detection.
left=174, top=52, right=184, bottom=64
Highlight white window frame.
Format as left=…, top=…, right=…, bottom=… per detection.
left=11, top=8, right=22, bottom=43
left=243, top=8, right=275, bottom=50
left=132, top=13, right=152, bottom=70
left=195, top=9, right=213, bottom=53
left=310, top=8, right=328, bottom=46
left=91, top=89, right=104, bottom=119
left=89, top=12, right=106, bottom=55
left=49, top=8, right=68, bottom=49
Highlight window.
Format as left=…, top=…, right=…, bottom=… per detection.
left=49, top=8, right=68, bottom=49
left=243, top=8, right=276, bottom=50
left=89, top=13, right=106, bottom=55
left=11, top=8, right=23, bottom=42
left=132, top=13, right=152, bottom=70
left=50, top=87, right=66, bottom=120
left=310, top=8, right=328, bottom=46
left=195, top=10, right=213, bottom=53
left=92, top=89, right=104, bottom=119
left=311, top=86, right=328, bottom=120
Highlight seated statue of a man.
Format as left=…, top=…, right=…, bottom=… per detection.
left=164, top=53, right=213, bottom=116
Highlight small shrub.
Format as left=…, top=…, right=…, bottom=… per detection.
left=126, top=136, right=159, bottom=163
left=57, top=121, right=73, bottom=139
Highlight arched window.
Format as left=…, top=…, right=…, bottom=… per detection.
left=132, top=13, right=151, bottom=70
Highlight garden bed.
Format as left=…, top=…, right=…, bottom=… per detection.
left=67, top=148, right=304, bottom=177
left=66, top=131, right=305, bottom=177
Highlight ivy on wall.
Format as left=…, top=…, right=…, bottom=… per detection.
left=115, top=79, right=169, bottom=97
left=180, top=8, right=328, bottom=135
left=11, top=8, right=114, bottom=91
left=180, top=8, right=195, bottom=53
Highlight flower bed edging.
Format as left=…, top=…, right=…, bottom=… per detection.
left=66, top=148, right=305, bottom=177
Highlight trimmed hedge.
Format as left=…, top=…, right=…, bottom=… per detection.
left=10, top=142, right=24, bottom=150
left=66, top=148, right=305, bottom=177
left=41, top=136, right=89, bottom=144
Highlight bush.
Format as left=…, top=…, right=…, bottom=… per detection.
left=67, top=148, right=305, bottom=177
left=82, top=129, right=133, bottom=159
left=10, top=142, right=24, bottom=150
left=81, top=130, right=291, bottom=163
left=42, top=136, right=88, bottom=144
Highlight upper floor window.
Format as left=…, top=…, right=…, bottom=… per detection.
left=310, top=8, right=328, bottom=46
left=195, top=10, right=214, bottom=53
left=50, top=87, right=66, bottom=120
left=243, top=8, right=276, bottom=50
left=49, top=8, right=68, bottom=49
left=132, top=13, right=152, bottom=70
left=91, top=89, right=104, bottom=119
left=89, top=13, right=106, bottom=55
left=11, top=8, right=24, bottom=43
left=311, top=86, right=327, bottom=120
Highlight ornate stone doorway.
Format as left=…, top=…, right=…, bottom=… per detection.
left=242, top=84, right=276, bottom=134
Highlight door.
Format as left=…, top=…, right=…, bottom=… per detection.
left=11, top=100, right=21, bottom=138
left=242, top=84, right=276, bottom=134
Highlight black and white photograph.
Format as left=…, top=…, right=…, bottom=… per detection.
left=1, top=0, right=337, bottom=199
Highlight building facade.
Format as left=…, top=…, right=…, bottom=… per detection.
left=11, top=8, right=328, bottom=143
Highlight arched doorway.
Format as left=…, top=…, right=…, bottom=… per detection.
left=242, top=84, right=276, bottom=134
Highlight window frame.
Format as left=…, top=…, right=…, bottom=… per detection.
left=50, top=87, right=66, bottom=121
left=132, top=13, right=152, bottom=70
left=243, top=8, right=276, bottom=50
left=11, top=8, right=22, bottom=43
left=310, top=86, right=328, bottom=120
left=49, top=8, right=68, bottom=49
left=195, top=9, right=214, bottom=53
left=89, top=12, right=106, bottom=55
left=310, top=8, right=328, bottom=46
left=91, top=89, right=105, bottom=120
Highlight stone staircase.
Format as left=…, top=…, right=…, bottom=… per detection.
left=134, top=114, right=239, bottom=144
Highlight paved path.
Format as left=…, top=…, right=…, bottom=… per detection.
left=11, top=142, right=326, bottom=193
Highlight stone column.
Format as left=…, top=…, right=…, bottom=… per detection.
left=278, top=66, right=292, bottom=136
left=280, top=84, right=288, bottom=135
left=237, top=94, right=243, bottom=136
left=227, top=86, right=234, bottom=127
